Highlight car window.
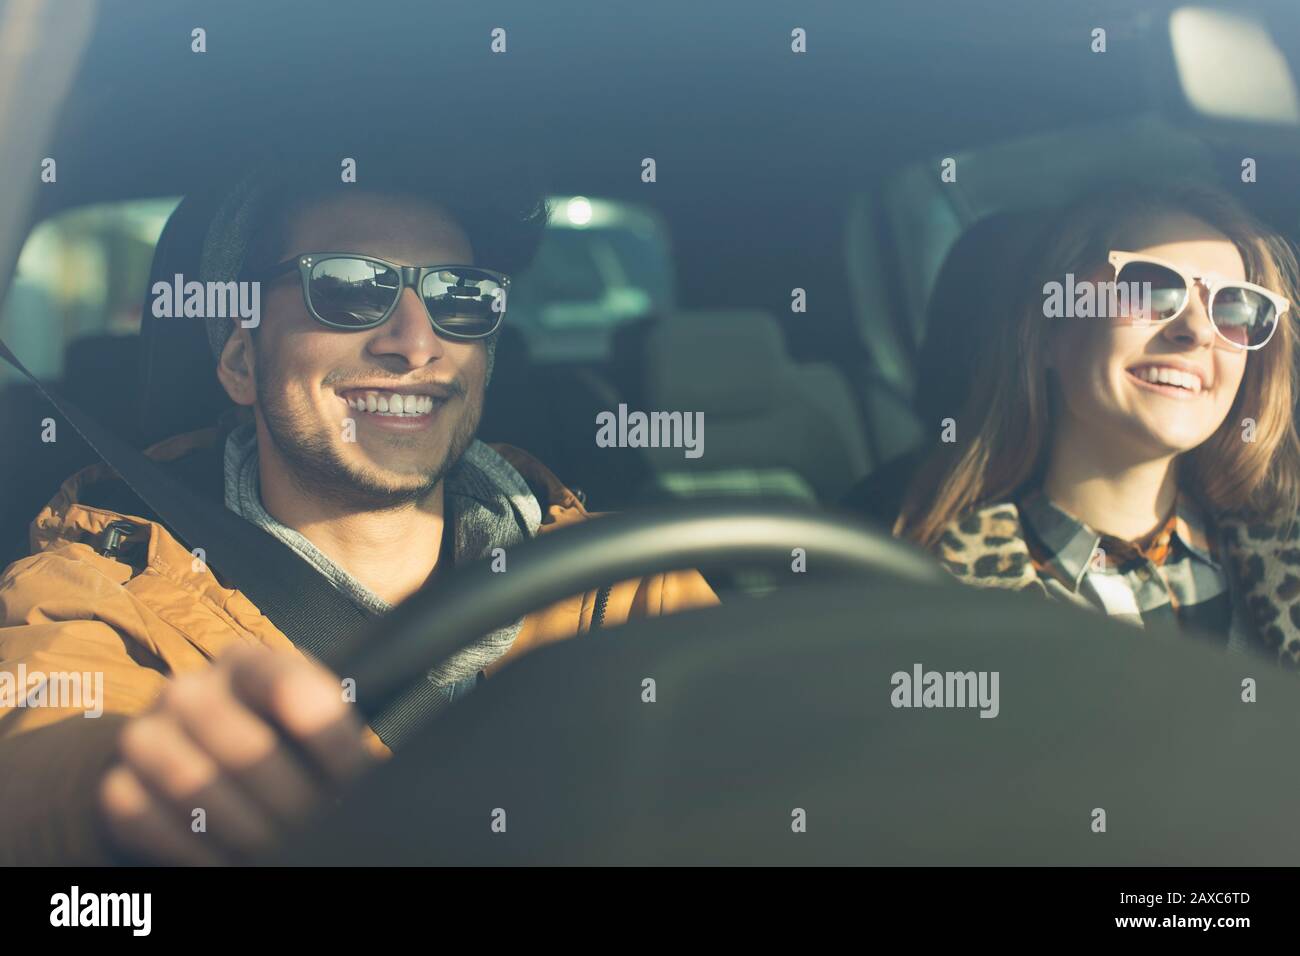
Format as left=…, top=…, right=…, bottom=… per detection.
left=0, top=198, right=178, bottom=386
left=508, top=196, right=673, bottom=363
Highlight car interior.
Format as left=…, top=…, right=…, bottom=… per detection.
left=4, top=0, right=1300, bottom=869
left=6, top=7, right=1300, bottom=559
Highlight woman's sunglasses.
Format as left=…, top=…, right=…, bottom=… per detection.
left=251, top=253, right=510, bottom=339
left=1108, top=250, right=1287, bottom=351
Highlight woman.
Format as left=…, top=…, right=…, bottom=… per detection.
left=894, top=181, right=1300, bottom=666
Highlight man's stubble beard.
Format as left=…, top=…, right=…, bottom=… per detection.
left=254, top=358, right=482, bottom=512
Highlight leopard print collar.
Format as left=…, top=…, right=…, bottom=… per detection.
left=935, top=502, right=1300, bottom=668
left=1218, top=513, right=1300, bottom=667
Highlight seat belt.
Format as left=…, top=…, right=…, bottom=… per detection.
left=0, top=337, right=376, bottom=659
left=0, top=337, right=488, bottom=746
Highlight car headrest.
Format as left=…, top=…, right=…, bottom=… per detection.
left=135, top=188, right=236, bottom=444
left=912, top=210, right=1048, bottom=429
left=644, top=310, right=787, bottom=416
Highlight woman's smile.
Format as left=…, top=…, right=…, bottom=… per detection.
left=1123, top=361, right=1210, bottom=400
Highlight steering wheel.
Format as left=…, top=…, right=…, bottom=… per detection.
left=320, top=501, right=947, bottom=724
left=285, top=503, right=1300, bottom=866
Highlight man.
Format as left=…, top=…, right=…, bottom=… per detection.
left=0, top=154, right=716, bottom=865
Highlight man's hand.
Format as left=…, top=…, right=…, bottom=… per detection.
left=97, top=646, right=375, bottom=865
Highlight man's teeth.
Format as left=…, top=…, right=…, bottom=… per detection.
left=1131, top=366, right=1202, bottom=393
left=344, top=391, right=437, bottom=416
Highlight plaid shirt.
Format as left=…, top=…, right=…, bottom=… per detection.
left=1017, top=487, right=1243, bottom=646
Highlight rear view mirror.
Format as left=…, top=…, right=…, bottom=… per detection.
left=1170, top=6, right=1300, bottom=125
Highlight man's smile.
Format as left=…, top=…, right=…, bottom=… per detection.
left=340, top=389, right=441, bottom=415
left=335, top=388, right=453, bottom=430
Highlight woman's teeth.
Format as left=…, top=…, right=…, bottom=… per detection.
left=343, top=391, right=437, bottom=416
left=1129, top=365, right=1203, bottom=394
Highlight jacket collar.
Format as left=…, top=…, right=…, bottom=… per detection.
left=937, top=499, right=1300, bottom=667
left=1017, top=487, right=1219, bottom=593
left=29, top=407, right=590, bottom=559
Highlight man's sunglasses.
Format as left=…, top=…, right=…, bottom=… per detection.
left=1108, top=250, right=1287, bottom=351
left=251, top=253, right=510, bottom=339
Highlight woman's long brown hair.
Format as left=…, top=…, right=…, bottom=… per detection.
left=894, top=181, right=1300, bottom=550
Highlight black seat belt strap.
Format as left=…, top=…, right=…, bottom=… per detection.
left=0, top=337, right=374, bottom=659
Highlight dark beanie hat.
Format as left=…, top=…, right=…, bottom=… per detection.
left=197, top=163, right=274, bottom=361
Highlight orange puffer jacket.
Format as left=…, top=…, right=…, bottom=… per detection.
left=0, top=423, right=717, bottom=864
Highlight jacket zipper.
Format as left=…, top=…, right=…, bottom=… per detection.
left=590, top=585, right=612, bottom=631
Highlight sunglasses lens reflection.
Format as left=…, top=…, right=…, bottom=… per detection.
left=1116, top=261, right=1186, bottom=321
left=420, top=268, right=504, bottom=337
left=309, top=258, right=400, bottom=327
left=1212, top=286, right=1276, bottom=348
